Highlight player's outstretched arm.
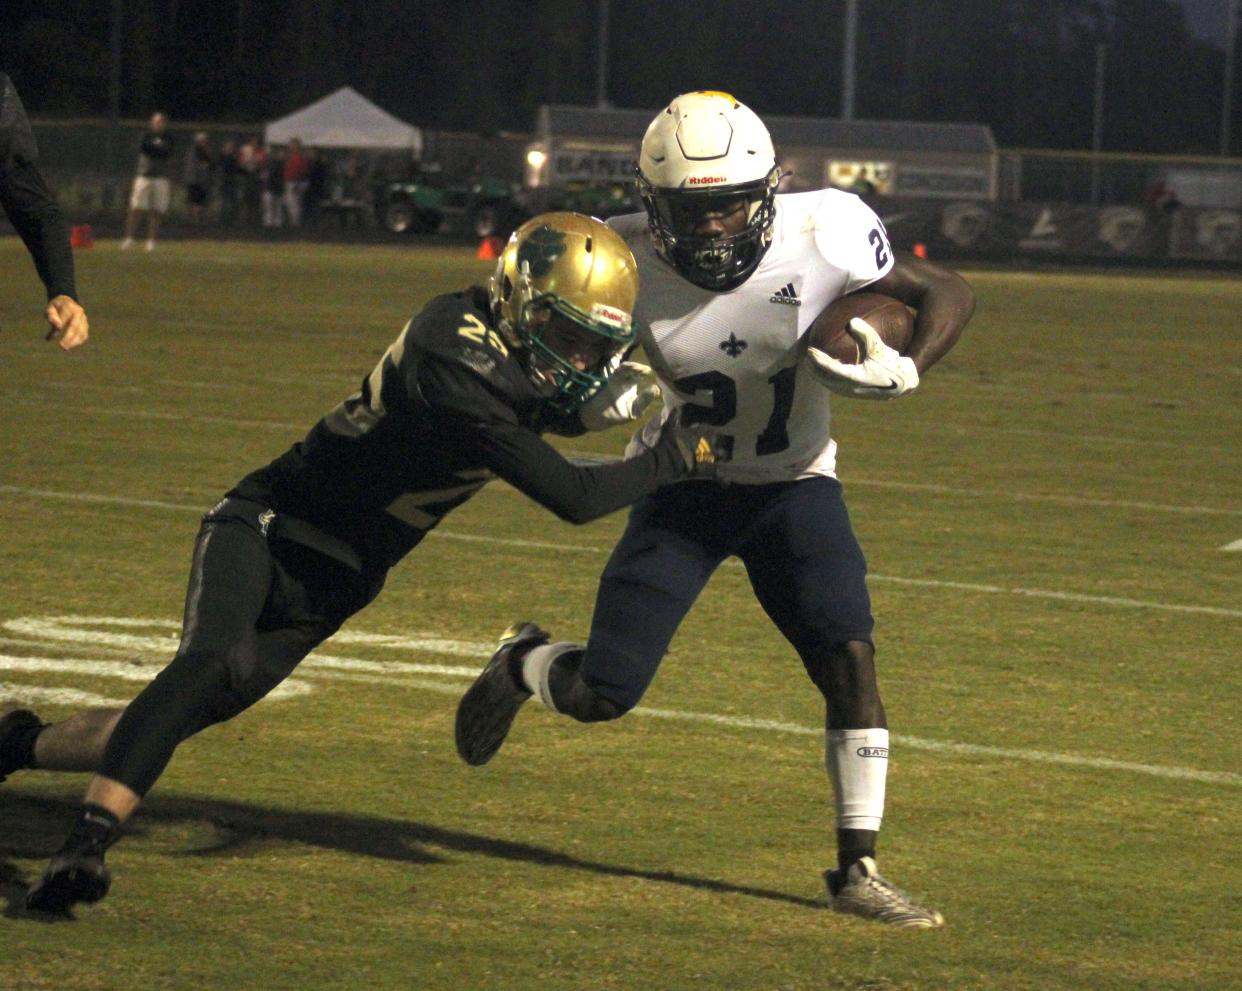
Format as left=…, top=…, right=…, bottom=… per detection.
left=868, top=251, right=975, bottom=376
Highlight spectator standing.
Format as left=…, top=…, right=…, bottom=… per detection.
left=121, top=112, right=174, bottom=251
left=183, top=132, right=213, bottom=225
left=262, top=146, right=285, bottom=228
left=304, top=146, right=329, bottom=227
left=1144, top=179, right=1181, bottom=214
left=237, top=135, right=264, bottom=227
left=282, top=138, right=309, bottom=228
left=0, top=72, right=89, bottom=349
left=217, top=140, right=242, bottom=227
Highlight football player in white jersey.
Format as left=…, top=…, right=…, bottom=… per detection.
left=457, top=91, right=976, bottom=928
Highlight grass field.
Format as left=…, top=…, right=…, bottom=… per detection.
left=1, top=238, right=1240, bottom=991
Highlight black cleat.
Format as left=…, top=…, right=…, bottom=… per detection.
left=0, top=708, right=45, bottom=783
left=26, top=848, right=112, bottom=914
left=455, top=621, right=549, bottom=766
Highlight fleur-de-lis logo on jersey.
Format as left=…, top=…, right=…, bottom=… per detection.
left=517, top=225, right=567, bottom=277
left=719, top=333, right=748, bottom=357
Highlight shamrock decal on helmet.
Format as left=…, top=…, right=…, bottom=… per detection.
left=517, top=225, right=567, bottom=277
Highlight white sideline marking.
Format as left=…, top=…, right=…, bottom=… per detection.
left=2, top=615, right=1238, bottom=789
left=2, top=486, right=1240, bottom=619
left=1220, top=539, right=1242, bottom=552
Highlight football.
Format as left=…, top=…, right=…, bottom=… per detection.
left=806, top=292, right=914, bottom=364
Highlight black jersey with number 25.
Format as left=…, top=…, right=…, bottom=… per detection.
left=231, top=288, right=683, bottom=576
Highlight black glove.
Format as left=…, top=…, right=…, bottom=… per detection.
left=649, top=409, right=727, bottom=479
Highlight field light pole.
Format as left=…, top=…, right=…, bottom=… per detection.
left=107, top=0, right=123, bottom=200
left=595, top=0, right=610, bottom=109
left=841, top=0, right=858, bottom=120
left=1223, top=0, right=1237, bottom=155
left=1091, top=43, right=1106, bottom=204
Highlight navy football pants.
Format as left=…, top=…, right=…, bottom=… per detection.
left=580, top=476, right=874, bottom=710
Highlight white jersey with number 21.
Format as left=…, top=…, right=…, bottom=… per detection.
left=610, top=189, right=894, bottom=483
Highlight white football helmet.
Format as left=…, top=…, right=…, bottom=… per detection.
left=637, top=91, right=781, bottom=291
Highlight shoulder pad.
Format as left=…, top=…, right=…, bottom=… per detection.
left=404, top=290, right=525, bottom=391
left=606, top=211, right=649, bottom=243
left=810, top=190, right=893, bottom=279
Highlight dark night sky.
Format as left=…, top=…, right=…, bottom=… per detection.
left=1176, top=0, right=1231, bottom=43
left=1, top=0, right=1238, bottom=155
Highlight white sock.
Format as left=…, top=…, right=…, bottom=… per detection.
left=519, top=641, right=580, bottom=713
left=825, top=728, right=889, bottom=831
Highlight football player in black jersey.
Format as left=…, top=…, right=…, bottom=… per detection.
left=3, top=212, right=717, bottom=913
left=0, top=73, right=89, bottom=349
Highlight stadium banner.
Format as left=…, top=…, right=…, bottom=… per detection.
left=892, top=165, right=993, bottom=200
left=870, top=199, right=1242, bottom=262
left=1169, top=208, right=1242, bottom=261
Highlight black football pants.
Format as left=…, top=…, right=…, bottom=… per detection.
left=97, top=505, right=369, bottom=796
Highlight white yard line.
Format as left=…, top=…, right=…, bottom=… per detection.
left=2, top=484, right=1240, bottom=618
left=842, top=476, right=1242, bottom=518
left=7, top=399, right=305, bottom=432
left=0, top=681, right=128, bottom=707
left=1, top=615, right=1237, bottom=789
left=12, top=386, right=1235, bottom=455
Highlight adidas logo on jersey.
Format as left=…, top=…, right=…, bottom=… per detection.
left=769, top=283, right=801, bottom=306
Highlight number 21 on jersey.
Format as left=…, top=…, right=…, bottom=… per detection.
left=672, top=365, right=797, bottom=458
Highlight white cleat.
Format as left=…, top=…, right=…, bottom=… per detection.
left=825, top=857, right=945, bottom=928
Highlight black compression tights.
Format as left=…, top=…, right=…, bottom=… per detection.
left=96, top=649, right=243, bottom=796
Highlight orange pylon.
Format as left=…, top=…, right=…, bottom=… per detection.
left=476, top=236, right=503, bottom=260
left=912, top=242, right=927, bottom=258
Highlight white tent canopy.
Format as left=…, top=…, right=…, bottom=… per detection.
left=264, top=86, right=422, bottom=155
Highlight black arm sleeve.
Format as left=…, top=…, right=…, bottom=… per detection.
left=0, top=76, right=77, bottom=301
left=536, top=404, right=589, bottom=438
left=416, top=355, right=684, bottom=524
left=469, top=417, right=683, bottom=524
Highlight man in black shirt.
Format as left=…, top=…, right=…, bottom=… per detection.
left=0, top=73, right=88, bottom=349
left=121, top=111, right=173, bottom=251
left=4, top=212, right=718, bottom=913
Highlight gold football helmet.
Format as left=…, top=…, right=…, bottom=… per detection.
left=488, top=212, right=638, bottom=409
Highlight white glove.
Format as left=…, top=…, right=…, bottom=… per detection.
left=806, top=317, right=920, bottom=400
left=578, top=361, right=661, bottom=431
